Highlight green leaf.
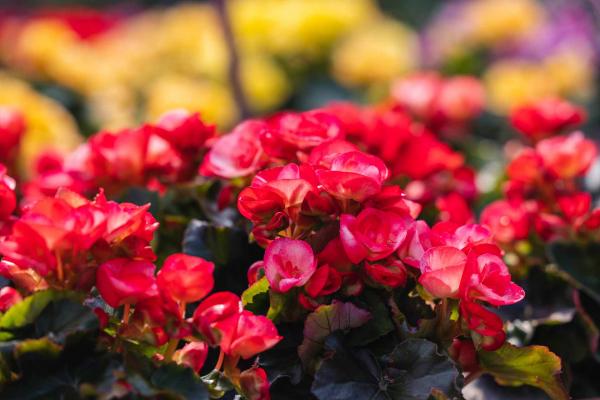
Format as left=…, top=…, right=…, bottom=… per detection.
left=298, top=301, right=371, bottom=369
left=0, top=290, right=78, bottom=341
left=347, top=290, right=395, bottom=346
left=548, top=242, right=600, bottom=303
left=242, top=277, right=270, bottom=314
left=34, top=299, right=99, bottom=344
left=311, top=335, right=461, bottom=400
left=259, top=323, right=304, bottom=385
left=478, top=342, right=568, bottom=400
left=150, top=362, right=209, bottom=400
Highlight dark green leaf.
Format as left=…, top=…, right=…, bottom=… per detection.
left=298, top=301, right=371, bottom=368
left=347, top=290, right=395, bottom=346
left=311, top=335, right=462, bottom=400
left=34, top=299, right=99, bottom=344
left=183, top=219, right=263, bottom=295
left=548, top=242, right=600, bottom=303
left=259, top=323, right=304, bottom=385
left=478, top=342, right=568, bottom=400
left=0, top=290, right=79, bottom=341
left=150, top=362, right=209, bottom=400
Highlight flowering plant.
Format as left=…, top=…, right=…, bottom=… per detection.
left=0, top=82, right=584, bottom=400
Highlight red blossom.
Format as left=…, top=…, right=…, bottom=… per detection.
left=510, top=98, right=586, bottom=141
left=200, top=120, right=268, bottom=179
left=304, top=264, right=342, bottom=297
left=480, top=200, right=530, bottom=244
left=316, top=151, right=389, bottom=202
left=96, top=258, right=158, bottom=308
left=0, top=286, right=22, bottom=312
left=0, top=165, right=16, bottom=220
left=192, top=291, right=242, bottom=346
left=157, top=254, right=215, bottom=304
left=240, top=367, right=271, bottom=400
left=340, top=208, right=410, bottom=264
left=459, top=244, right=525, bottom=306
left=224, top=310, right=282, bottom=359
left=535, top=132, right=597, bottom=180
left=460, top=301, right=506, bottom=351
left=173, top=342, right=209, bottom=373
left=364, top=260, right=407, bottom=288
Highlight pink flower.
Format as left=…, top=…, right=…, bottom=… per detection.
left=459, top=244, right=525, bottom=306
left=316, top=151, right=389, bottom=201
left=173, top=342, right=209, bottom=373
left=199, top=120, right=268, bottom=179
left=419, top=246, right=467, bottom=298
left=0, top=287, right=22, bottom=312
left=224, top=311, right=282, bottom=359
left=263, top=238, right=317, bottom=293
left=96, top=258, right=158, bottom=308
left=157, top=254, right=215, bottom=304
left=536, top=132, right=597, bottom=179
left=480, top=200, right=530, bottom=243
left=340, top=208, right=410, bottom=263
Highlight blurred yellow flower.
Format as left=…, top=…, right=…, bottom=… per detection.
left=331, top=18, right=420, bottom=88
left=0, top=74, right=81, bottom=175
left=466, top=0, right=544, bottom=46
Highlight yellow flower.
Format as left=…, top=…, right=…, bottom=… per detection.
left=483, top=60, right=556, bottom=114
left=0, top=74, right=81, bottom=176
left=231, top=0, right=377, bottom=58
left=145, top=74, right=238, bottom=128
left=332, top=18, right=419, bottom=88
left=466, top=0, right=544, bottom=46
left=543, top=48, right=595, bottom=101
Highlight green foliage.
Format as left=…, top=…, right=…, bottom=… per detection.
left=478, top=342, right=568, bottom=400
left=311, top=335, right=461, bottom=400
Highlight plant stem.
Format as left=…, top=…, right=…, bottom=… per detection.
left=122, top=303, right=131, bottom=325
left=55, top=251, right=64, bottom=284
left=214, top=349, right=225, bottom=371
left=164, top=338, right=179, bottom=361
left=213, top=0, right=251, bottom=120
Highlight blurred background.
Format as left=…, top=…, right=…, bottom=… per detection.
left=0, top=0, right=599, bottom=181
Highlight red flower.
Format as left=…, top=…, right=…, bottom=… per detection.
left=536, top=132, right=597, bottom=179
left=397, top=220, right=431, bottom=268
left=192, top=291, right=242, bottom=346
left=155, top=109, right=215, bottom=154
left=558, top=192, right=592, bottom=222
left=304, top=264, right=342, bottom=297
left=0, top=107, right=25, bottom=165
left=506, top=148, right=544, bottom=185
left=460, top=301, right=506, bottom=351
left=173, top=342, right=209, bottom=373
left=240, top=367, right=271, bottom=400
left=261, top=111, right=344, bottom=159
left=224, top=310, right=282, bottom=359
left=391, top=72, right=442, bottom=120
left=510, top=98, right=586, bottom=141
left=430, top=223, right=492, bottom=251
left=436, top=192, right=474, bottom=225
left=263, top=238, right=317, bottom=293
left=157, top=254, right=215, bottom=304
left=316, top=151, right=389, bottom=202
left=419, top=246, right=466, bottom=299
left=0, top=165, right=16, bottom=220
left=459, top=244, right=525, bottom=306
left=96, top=258, right=158, bottom=308
left=0, top=287, right=22, bottom=312
left=340, top=208, right=410, bottom=263
left=308, top=139, right=358, bottom=168
left=200, top=120, right=268, bottom=179
left=480, top=200, right=530, bottom=244
left=364, top=260, right=407, bottom=288
left=436, top=76, right=485, bottom=123
left=449, top=338, right=479, bottom=374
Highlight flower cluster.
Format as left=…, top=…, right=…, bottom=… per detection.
left=482, top=103, right=598, bottom=245
left=232, top=129, right=524, bottom=353
left=25, top=110, right=215, bottom=200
